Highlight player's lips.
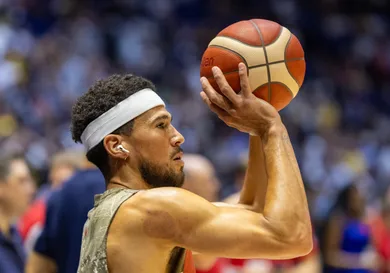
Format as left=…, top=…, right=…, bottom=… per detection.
left=173, top=152, right=183, bottom=161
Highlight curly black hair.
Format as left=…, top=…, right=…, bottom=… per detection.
left=71, top=74, right=156, bottom=179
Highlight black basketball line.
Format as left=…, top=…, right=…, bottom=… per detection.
left=249, top=20, right=272, bottom=102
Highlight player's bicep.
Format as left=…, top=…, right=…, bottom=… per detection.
left=177, top=207, right=296, bottom=259
left=137, top=188, right=307, bottom=260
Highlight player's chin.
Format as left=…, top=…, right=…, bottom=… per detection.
left=172, top=160, right=185, bottom=172
left=174, top=171, right=185, bottom=188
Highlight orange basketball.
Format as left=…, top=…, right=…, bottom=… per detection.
left=200, top=19, right=306, bottom=111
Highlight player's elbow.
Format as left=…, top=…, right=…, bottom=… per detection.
left=291, top=230, right=313, bottom=256
left=280, top=224, right=313, bottom=258
left=265, top=217, right=313, bottom=259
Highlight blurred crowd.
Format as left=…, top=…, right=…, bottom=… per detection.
left=0, top=0, right=390, bottom=272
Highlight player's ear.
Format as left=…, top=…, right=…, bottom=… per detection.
left=103, top=135, right=129, bottom=160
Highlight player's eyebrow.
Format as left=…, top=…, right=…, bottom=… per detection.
left=150, top=114, right=172, bottom=124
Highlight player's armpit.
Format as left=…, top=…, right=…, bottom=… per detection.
left=25, top=251, right=57, bottom=273
left=132, top=188, right=312, bottom=260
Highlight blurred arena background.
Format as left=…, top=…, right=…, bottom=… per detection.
left=1, top=0, right=390, bottom=272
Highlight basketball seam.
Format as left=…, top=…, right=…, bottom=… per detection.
left=266, top=25, right=284, bottom=47
left=205, top=58, right=304, bottom=80
left=208, top=45, right=249, bottom=69
left=250, top=20, right=272, bottom=102
left=216, top=27, right=283, bottom=48
left=284, top=33, right=302, bottom=88
left=216, top=35, right=262, bottom=47
left=271, top=81, right=295, bottom=99
left=253, top=82, right=294, bottom=99
left=249, top=57, right=304, bottom=70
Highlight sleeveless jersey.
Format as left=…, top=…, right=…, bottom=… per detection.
left=77, top=188, right=195, bottom=273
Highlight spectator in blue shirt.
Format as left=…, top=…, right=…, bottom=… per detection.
left=25, top=158, right=105, bottom=273
left=0, top=155, right=36, bottom=273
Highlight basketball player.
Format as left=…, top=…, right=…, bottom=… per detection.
left=72, top=63, right=312, bottom=273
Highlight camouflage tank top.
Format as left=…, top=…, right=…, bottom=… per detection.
left=77, top=188, right=192, bottom=273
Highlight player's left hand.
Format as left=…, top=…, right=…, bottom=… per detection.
left=200, top=63, right=281, bottom=136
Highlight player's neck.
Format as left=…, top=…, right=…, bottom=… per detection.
left=108, top=167, right=151, bottom=190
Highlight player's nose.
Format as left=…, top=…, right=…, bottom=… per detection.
left=171, top=126, right=185, bottom=146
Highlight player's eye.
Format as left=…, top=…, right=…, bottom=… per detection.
left=157, top=122, right=167, bottom=129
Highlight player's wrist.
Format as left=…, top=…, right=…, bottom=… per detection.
left=255, top=119, right=285, bottom=139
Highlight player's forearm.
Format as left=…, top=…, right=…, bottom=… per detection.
left=260, top=123, right=311, bottom=244
left=238, top=135, right=267, bottom=210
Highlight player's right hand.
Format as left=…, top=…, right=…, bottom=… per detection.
left=200, top=63, right=282, bottom=137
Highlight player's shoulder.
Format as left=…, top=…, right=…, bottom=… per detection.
left=124, top=187, right=198, bottom=212
left=114, top=188, right=202, bottom=240
left=117, top=187, right=217, bottom=242
left=118, top=187, right=213, bottom=227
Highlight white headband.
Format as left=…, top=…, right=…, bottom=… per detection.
left=80, top=88, right=165, bottom=151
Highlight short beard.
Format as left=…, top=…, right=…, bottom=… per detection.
left=140, top=160, right=185, bottom=188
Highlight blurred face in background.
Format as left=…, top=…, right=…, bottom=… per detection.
left=49, top=164, right=75, bottom=188
left=182, top=154, right=220, bottom=202
left=49, top=150, right=86, bottom=188
left=0, top=159, right=36, bottom=218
